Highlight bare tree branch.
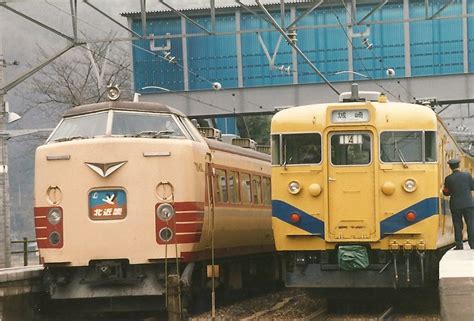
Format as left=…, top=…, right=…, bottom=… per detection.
left=22, top=32, right=132, bottom=119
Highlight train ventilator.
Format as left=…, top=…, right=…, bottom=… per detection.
left=34, top=87, right=277, bottom=311
left=271, top=84, right=473, bottom=289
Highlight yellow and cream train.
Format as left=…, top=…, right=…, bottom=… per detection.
left=271, top=85, right=472, bottom=289
left=34, top=96, right=274, bottom=310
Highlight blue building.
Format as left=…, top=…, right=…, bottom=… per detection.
left=123, top=0, right=474, bottom=131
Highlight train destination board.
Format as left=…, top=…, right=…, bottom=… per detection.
left=331, top=109, right=369, bottom=123
left=89, top=189, right=127, bottom=220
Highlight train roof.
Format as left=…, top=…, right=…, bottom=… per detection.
left=272, top=101, right=437, bottom=132
left=206, top=138, right=271, bottom=162
left=63, top=101, right=186, bottom=118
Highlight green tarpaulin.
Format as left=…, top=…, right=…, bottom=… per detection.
left=338, top=245, right=369, bottom=271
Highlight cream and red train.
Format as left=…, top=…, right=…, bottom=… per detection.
left=271, top=85, right=473, bottom=289
left=34, top=98, right=274, bottom=308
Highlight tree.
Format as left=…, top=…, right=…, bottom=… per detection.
left=23, top=37, right=132, bottom=119
left=237, top=115, right=272, bottom=145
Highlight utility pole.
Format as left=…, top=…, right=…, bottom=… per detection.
left=0, top=31, right=11, bottom=268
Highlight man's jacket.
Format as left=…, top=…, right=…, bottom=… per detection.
left=443, top=170, right=474, bottom=210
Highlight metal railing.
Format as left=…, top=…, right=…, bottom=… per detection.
left=11, top=237, right=39, bottom=266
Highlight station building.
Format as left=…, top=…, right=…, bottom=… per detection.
left=123, top=0, right=474, bottom=133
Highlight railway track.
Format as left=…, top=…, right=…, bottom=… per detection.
left=189, top=288, right=441, bottom=321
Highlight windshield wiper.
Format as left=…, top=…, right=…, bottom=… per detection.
left=54, top=135, right=88, bottom=142
left=396, top=148, right=408, bottom=168
left=134, top=130, right=174, bottom=138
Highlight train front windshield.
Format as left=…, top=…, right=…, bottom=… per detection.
left=48, top=110, right=189, bottom=142
left=48, top=111, right=108, bottom=142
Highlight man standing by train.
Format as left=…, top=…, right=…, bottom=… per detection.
left=442, top=159, right=474, bottom=250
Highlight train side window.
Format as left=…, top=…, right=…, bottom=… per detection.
left=228, top=170, right=240, bottom=203
left=331, top=133, right=371, bottom=165
left=425, top=131, right=437, bottom=162
left=380, top=131, right=422, bottom=163
left=252, top=175, right=262, bottom=204
left=282, top=133, right=322, bottom=165
left=271, top=135, right=281, bottom=165
left=214, top=169, right=228, bottom=203
left=240, top=173, right=252, bottom=204
left=262, top=177, right=271, bottom=206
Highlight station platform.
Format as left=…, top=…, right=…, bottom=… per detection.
left=439, top=243, right=473, bottom=321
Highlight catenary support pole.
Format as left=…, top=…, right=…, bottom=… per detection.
left=0, top=30, right=11, bottom=269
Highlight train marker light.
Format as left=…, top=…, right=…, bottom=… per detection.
left=159, top=227, right=173, bottom=242
left=47, top=208, right=62, bottom=225
left=49, top=232, right=61, bottom=245
left=405, top=211, right=416, bottom=222
left=403, top=178, right=417, bottom=192
left=290, top=213, right=301, bottom=223
left=288, top=181, right=301, bottom=194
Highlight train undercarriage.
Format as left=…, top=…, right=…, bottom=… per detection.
left=282, top=246, right=451, bottom=289
left=43, top=253, right=281, bottom=314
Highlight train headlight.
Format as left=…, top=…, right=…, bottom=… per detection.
left=156, top=203, right=175, bottom=221
left=159, top=227, right=173, bottom=242
left=288, top=181, right=301, bottom=194
left=47, top=208, right=62, bottom=225
left=403, top=178, right=417, bottom=192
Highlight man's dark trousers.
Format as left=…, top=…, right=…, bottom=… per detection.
left=451, top=207, right=474, bottom=249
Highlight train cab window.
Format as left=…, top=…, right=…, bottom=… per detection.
left=48, top=111, right=108, bottom=142
left=228, top=171, right=240, bottom=203
left=262, top=177, right=271, bottom=206
left=331, top=133, right=371, bottom=165
left=380, top=131, right=423, bottom=163
left=425, top=131, right=437, bottom=162
left=279, top=133, right=322, bottom=165
left=271, top=135, right=280, bottom=165
left=240, top=173, right=252, bottom=204
left=252, top=175, right=262, bottom=204
left=112, top=111, right=187, bottom=138
left=214, top=169, right=228, bottom=203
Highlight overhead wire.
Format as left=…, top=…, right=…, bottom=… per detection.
left=333, top=15, right=400, bottom=101
left=335, top=1, right=412, bottom=102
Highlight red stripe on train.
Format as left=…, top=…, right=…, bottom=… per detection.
left=176, top=234, right=202, bottom=243
left=175, top=222, right=203, bottom=233
left=176, top=212, right=204, bottom=222
left=174, top=202, right=204, bottom=212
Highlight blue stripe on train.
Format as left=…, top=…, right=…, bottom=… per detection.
left=272, top=200, right=325, bottom=238
left=272, top=197, right=439, bottom=240
left=379, top=197, right=439, bottom=236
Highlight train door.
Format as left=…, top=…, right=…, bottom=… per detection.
left=326, top=130, right=378, bottom=242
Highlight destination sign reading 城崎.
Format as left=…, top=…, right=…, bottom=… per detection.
left=331, top=109, right=369, bottom=123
